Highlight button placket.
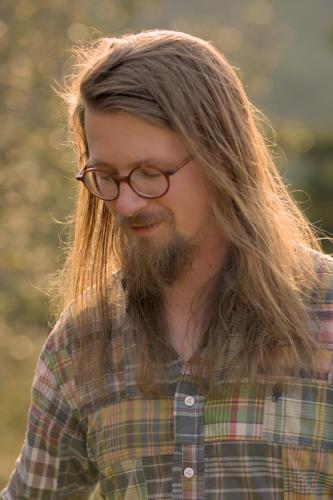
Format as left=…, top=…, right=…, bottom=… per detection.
left=172, top=380, right=205, bottom=498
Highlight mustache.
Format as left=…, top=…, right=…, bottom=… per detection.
left=116, top=210, right=173, bottom=228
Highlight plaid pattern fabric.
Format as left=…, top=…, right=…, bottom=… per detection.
left=1, top=252, right=333, bottom=499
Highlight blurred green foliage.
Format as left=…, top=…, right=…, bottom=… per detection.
left=0, top=0, right=332, bottom=492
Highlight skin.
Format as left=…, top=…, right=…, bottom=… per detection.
left=84, top=109, right=227, bottom=359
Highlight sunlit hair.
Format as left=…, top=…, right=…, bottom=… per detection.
left=56, top=29, right=322, bottom=396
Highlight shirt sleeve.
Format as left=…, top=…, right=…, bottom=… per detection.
left=0, top=315, right=99, bottom=499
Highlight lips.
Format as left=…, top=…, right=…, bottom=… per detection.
left=117, top=211, right=172, bottom=234
left=130, top=222, right=161, bottom=234
left=128, top=218, right=162, bottom=230
left=131, top=222, right=159, bottom=229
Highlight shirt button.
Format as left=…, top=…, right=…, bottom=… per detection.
left=184, top=467, right=194, bottom=479
left=184, top=395, right=195, bottom=407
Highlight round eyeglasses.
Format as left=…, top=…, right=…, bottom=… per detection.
left=76, top=155, right=193, bottom=201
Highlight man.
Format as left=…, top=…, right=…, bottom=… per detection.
left=2, top=29, right=333, bottom=499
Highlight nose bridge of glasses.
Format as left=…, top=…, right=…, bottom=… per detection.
left=113, top=171, right=132, bottom=190
left=116, top=173, right=142, bottom=200
left=113, top=177, right=150, bottom=215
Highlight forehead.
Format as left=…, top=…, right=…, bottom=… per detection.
left=84, top=108, right=188, bottom=167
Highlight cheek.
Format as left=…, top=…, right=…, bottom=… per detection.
left=167, top=188, right=211, bottom=236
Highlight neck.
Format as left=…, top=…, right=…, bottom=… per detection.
left=164, top=233, right=227, bottom=310
left=163, top=242, right=226, bottom=361
left=163, top=231, right=227, bottom=361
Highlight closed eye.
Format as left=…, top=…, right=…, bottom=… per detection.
left=136, top=166, right=163, bottom=178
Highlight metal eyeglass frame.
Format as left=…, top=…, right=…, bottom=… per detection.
left=76, top=155, right=193, bottom=201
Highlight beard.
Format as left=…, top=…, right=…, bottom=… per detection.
left=116, top=209, right=197, bottom=296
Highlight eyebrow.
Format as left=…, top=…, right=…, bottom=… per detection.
left=85, top=157, right=175, bottom=170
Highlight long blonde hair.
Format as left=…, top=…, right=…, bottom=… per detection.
left=57, top=29, right=321, bottom=395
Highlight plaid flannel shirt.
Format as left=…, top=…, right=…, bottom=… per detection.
left=1, top=251, right=333, bottom=499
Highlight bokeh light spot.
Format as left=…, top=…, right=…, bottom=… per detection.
left=281, top=121, right=315, bottom=153
left=246, top=1, right=274, bottom=26
left=15, top=0, right=38, bottom=21
left=9, top=335, right=35, bottom=360
left=0, top=20, right=8, bottom=38
left=218, top=27, right=243, bottom=52
left=67, top=22, right=90, bottom=42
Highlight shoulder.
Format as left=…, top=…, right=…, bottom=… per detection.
left=310, top=250, right=333, bottom=345
left=313, top=250, right=333, bottom=303
left=45, top=272, right=125, bottom=355
left=35, top=306, right=81, bottom=409
left=40, top=274, right=125, bottom=400
left=45, top=306, right=78, bottom=354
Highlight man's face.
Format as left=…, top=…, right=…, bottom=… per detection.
left=84, top=109, right=223, bottom=286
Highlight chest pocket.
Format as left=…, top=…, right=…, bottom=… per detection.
left=204, top=379, right=333, bottom=497
left=203, top=381, right=266, bottom=441
left=263, top=379, right=333, bottom=498
left=203, top=378, right=333, bottom=449
left=263, top=379, right=333, bottom=450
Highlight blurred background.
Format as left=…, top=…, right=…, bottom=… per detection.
left=0, top=0, right=332, bottom=491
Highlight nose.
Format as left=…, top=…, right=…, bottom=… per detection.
left=110, top=180, right=149, bottom=217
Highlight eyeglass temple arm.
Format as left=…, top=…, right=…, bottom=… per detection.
left=166, top=155, right=193, bottom=176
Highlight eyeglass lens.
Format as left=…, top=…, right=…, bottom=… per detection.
left=84, top=166, right=169, bottom=200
